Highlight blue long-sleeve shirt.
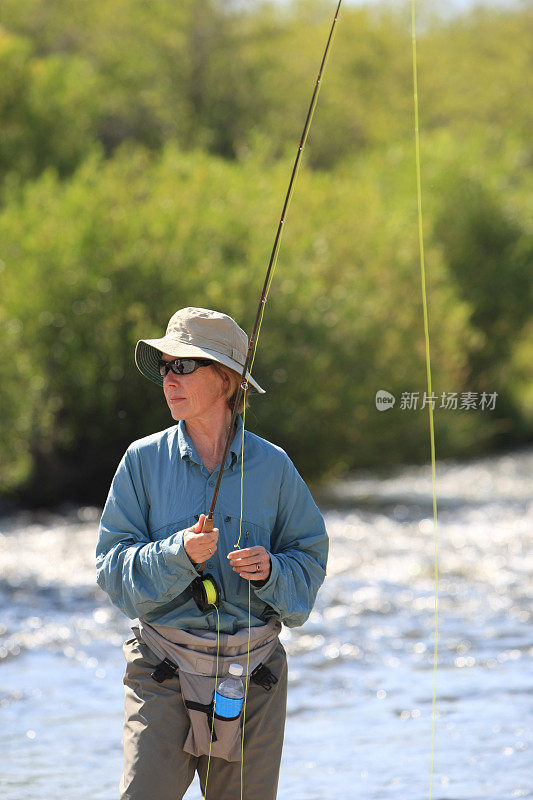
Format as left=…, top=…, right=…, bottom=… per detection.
left=96, top=415, right=328, bottom=633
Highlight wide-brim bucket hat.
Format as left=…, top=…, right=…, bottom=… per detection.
left=135, top=307, right=265, bottom=393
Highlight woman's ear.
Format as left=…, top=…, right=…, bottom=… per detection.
left=221, top=370, right=231, bottom=398
left=213, top=365, right=231, bottom=398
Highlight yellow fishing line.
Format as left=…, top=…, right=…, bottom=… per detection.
left=234, top=8, right=342, bottom=797
left=204, top=384, right=250, bottom=800
left=237, top=390, right=252, bottom=800
left=203, top=579, right=218, bottom=606
left=240, top=579, right=252, bottom=800
left=204, top=602, right=220, bottom=798
left=411, top=3, right=439, bottom=798
left=234, top=395, right=248, bottom=551
left=249, top=10, right=341, bottom=380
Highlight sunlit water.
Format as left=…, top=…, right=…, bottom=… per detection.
left=1, top=449, right=531, bottom=799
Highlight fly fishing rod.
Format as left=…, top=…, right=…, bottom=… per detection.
left=191, top=0, right=343, bottom=612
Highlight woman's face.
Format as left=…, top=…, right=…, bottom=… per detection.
left=161, top=353, right=228, bottom=424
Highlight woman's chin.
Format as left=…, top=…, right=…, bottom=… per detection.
left=167, top=402, right=187, bottom=421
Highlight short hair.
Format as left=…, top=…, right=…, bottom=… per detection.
left=211, top=363, right=248, bottom=415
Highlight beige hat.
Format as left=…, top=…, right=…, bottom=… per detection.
left=135, top=307, right=265, bottom=392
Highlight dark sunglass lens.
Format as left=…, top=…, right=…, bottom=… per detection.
left=161, top=359, right=196, bottom=376
left=159, top=358, right=211, bottom=377
left=175, top=359, right=195, bottom=374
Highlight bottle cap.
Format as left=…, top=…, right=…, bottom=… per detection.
left=229, top=663, right=244, bottom=677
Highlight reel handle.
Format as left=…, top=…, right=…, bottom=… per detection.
left=198, top=513, right=214, bottom=572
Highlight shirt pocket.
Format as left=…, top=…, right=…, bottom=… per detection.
left=227, top=516, right=272, bottom=551
left=148, top=515, right=198, bottom=542
left=223, top=517, right=274, bottom=614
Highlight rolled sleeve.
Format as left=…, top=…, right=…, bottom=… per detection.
left=252, top=455, right=328, bottom=628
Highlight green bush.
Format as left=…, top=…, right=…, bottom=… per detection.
left=0, top=27, right=103, bottom=182
left=0, top=1, right=531, bottom=504
left=1, top=139, right=529, bottom=504
left=1, top=1, right=530, bottom=169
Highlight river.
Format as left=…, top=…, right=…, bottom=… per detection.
left=0, top=448, right=531, bottom=799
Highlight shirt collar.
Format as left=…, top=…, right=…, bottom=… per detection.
left=177, top=415, right=243, bottom=471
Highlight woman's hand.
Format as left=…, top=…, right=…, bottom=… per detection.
left=227, top=546, right=272, bottom=582
left=183, top=514, right=218, bottom=564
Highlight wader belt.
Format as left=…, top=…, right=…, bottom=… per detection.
left=134, top=618, right=281, bottom=762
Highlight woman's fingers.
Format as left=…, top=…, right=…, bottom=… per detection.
left=227, top=547, right=271, bottom=581
left=227, top=549, right=265, bottom=566
left=184, top=539, right=271, bottom=575
left=227, top=546, right=262, bottom=561
left=183, top=526, right=219, bottom=563
left=236, top=565, right=270, bottom=581
left=229, top=554, right=261, bottom=565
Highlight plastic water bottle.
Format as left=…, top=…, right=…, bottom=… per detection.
left=214, top=664, right=245, bottom=718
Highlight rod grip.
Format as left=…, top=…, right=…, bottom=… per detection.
left=202, top=516, right=214, bottom=533
left=198, top=514, right=214, bottom=571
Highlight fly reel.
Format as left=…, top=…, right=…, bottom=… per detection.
left=190, top=573, right=221, bottom=613
left=189, top=515, right=221, bottom=612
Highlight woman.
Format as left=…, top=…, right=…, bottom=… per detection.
left=96, top=306, right=328, bottom=800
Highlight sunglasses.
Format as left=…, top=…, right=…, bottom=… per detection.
left=158, top=358, right=213, bottom=377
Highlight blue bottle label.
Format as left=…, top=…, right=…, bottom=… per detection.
left=214, top=691, right=244, bottom=719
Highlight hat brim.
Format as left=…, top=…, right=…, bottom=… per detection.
left=135, top=337, right=265, bottom=393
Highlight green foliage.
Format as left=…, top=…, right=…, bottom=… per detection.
left=0, top=27, right=103, bottom=182
left=434, top=176, right=532, bottom=381
left=0, top=0, right=531, bottom=503
left=1, top=1, right=531, bottom=171
left=1, top=139, right=529, bottom=502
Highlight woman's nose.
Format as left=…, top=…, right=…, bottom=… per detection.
left=163, top=369, right=180, bottom=385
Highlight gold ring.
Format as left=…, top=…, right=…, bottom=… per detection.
left=256, top=563, right=261, bottom=571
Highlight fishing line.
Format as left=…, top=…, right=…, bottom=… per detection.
left=203, top=580, right=218, bottom=606
left=240, top=580, right=252, bottom=800
left=235, top=389, right=248, bottom=551
left=411, top=3, right=440, bottom=798
left=248, top=4, right=342, bottom=380
left=201, top=0, right=343, bottom=531
left=204, top=604, right=221, bottom=798
left=205, top=396, right=249, bottom=800
left=237, top=393, right=253, bottom=800
left=236, top=5, right=343, bottom=788
left=199, top=3, right=343, bottom=798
